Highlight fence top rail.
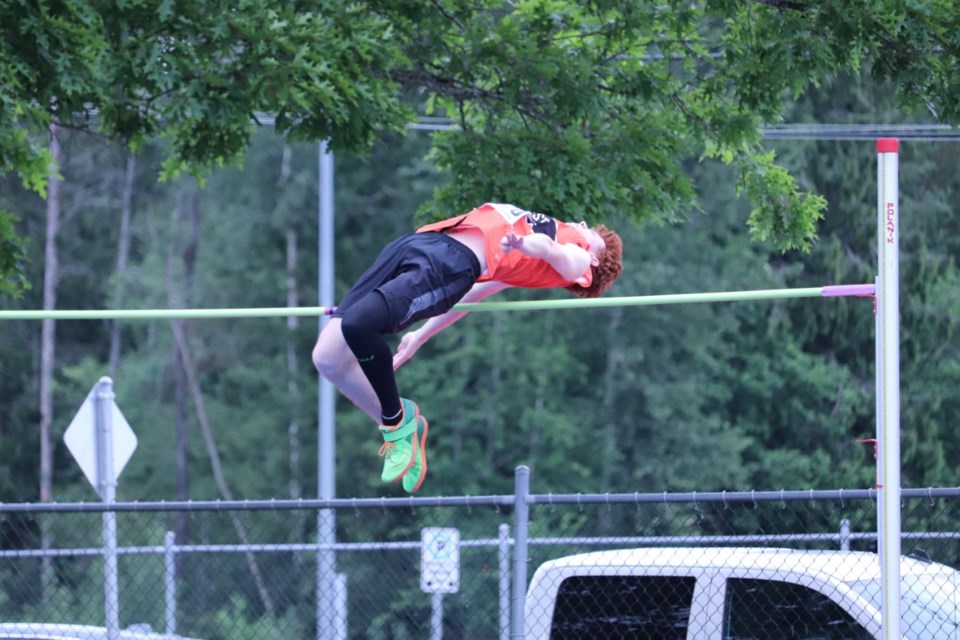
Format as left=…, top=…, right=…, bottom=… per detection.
left=0, top=285, right=875, bottom=320
left=531, top=488, right=882, bottom=506
left=531, top=487, right=960, bottom=506
left=0, top=486, right=955, bottom=514
left=0, top=494, right=514, bottom=514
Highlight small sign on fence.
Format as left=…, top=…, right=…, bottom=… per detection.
left=420, top=527, right=460, bottom=594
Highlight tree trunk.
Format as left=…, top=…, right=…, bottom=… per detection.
left=528, top=314, right=554, bottom=468
left=173, top=342, right=189, bottom=567
left=286, top=226, right=301, bottom=499
left=600, top=307, right=624, bottom=490
left=167, top=187, right=193, bottom=569
left=169, top=319, right=277, bottom=617
left=483, top=316, right=503, bottom=473
left=280, top=146, right=303, bottom=504
left=39, top=125, right=61, bottom=503
left=39, top=124, right=61, bottom=602
left=109, top=153, right=136, bottom=379
left=598, top=307, right=624, bottom=532
left=165, top=182, right=276, bottom=616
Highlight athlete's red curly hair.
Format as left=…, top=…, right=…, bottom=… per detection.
left=564, top=224, right=623, bottom=299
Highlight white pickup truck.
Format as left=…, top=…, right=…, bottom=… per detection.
left=524, top=547, right=960, bottom=639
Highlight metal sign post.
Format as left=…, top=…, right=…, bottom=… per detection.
left=64, top=377, right=137, bottom=640
left=421, top=527, right=460, bottom=640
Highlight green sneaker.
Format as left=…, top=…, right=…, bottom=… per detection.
left=402, top=414, right=429, bottom=494
left=378, top=399, right=420, bottom=484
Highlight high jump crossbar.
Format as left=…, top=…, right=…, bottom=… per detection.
left=0, top=284, right=875, bottom=320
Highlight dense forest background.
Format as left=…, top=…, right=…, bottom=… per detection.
left=4, top=3, right=960, bottom=635
left=2, top=60, right=960, bottom=640
left=0, top=70, right=958, bottom=511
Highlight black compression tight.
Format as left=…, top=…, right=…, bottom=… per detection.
left=339, top=292, right=403, bottom=424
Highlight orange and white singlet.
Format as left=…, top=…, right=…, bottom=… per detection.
left=417, top=203, right=593, bottom=289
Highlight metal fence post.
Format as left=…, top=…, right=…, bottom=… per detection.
left=498, top=523, right=510, bottom=640
left=840, top=519, right=851, bottom=552
left=317, top=140, right=339, bottom=640
left=430, top=592, right=444, bottom=640
left=511, top=466, right=531, bottom=640
left=95, top=377, right=120, bottom=640
left=335, top=572, right=347, bottom=640
left=164, top=530, right=176, bottom=634
left=317, top=508, right=337, bottom=640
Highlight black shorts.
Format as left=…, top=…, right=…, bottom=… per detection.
left=334, top=232, right=482, bottom=334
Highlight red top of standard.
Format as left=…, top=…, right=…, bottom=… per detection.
left=877, top=138, right=899, bottom=153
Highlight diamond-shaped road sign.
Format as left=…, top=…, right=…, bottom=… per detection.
left=63, top=380, right=137, bottom=497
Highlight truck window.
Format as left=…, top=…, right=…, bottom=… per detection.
left=723, top=578, right=872, bottom=640
left=549, top=575, right=695, bottom=639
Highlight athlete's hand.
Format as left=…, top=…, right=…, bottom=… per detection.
left=393, top=330, right=424, bottom=370
left=500, top=232, right=524, bottom=253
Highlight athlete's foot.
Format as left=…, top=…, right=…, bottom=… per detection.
left=378, top=398, right=420, bottom=484
left=402, top=414, right=429, bottom=493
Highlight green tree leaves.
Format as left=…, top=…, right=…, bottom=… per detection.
left=0, top=210, right=28, bottom=296
left=5, top=0, right=960, bottom=291
left=1, top=1, right=412, bottom=292
left=737, top=150, right=827, bottom=251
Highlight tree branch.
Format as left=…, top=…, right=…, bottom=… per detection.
left=752, top=0, right=808, bottom=12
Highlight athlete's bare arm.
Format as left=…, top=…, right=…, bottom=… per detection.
left=500, top=231, right=592, bottom=282
left=393, top=281, right=511, bottom=369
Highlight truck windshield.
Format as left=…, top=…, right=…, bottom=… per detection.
left=848, top=572, right=960, bottom=639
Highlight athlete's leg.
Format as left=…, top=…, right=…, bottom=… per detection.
left=319, top=293, right=424, bottom=488
left=338, top=292, right=403, bottom=425
left=312, top=318, right=381, bottom=422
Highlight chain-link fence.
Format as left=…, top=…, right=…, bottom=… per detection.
left=0, top=468, right=958, bottom=639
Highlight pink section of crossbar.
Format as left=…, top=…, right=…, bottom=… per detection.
left=821, top=284, right=876, bottom=297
